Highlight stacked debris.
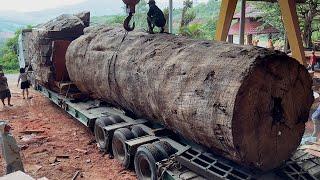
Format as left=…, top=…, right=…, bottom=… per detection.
left=24, top=12, right=90, bottom=86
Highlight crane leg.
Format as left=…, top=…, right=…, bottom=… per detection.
left=278, top=0, right=306, bottom=65
left=215, top=0, right=238, bottom=41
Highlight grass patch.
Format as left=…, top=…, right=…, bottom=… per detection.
left=3, top=69, right=19, bottom=74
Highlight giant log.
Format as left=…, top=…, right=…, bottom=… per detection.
left=66, top=26, right=313, bottom=171
left=24, top=12, right=90, bottom=85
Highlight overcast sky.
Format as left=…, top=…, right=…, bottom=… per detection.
left=0, top=0, right=86, bottom=12
left=0, top=0, right=209, bottom=12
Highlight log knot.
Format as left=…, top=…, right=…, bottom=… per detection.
left=213, top=103, right=228, bottom=115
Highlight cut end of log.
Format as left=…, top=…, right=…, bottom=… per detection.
left=233, top=54, right=314, bottom=171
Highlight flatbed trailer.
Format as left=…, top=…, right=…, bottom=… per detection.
left=35, top=84, right=320, bottom=180
left=18, top=28, right=320, bottom=180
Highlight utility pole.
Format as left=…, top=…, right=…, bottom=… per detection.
left=239, top=0, right=246, bottom=45
left=169, top=0, right=173, bottom=33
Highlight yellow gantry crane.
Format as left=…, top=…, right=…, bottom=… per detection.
left=215, top=0, right=306, bottom=65
left=122, top=0, right=307, bottom=65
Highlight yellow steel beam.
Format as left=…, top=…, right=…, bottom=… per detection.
left=215, top=0, right=238, bottom=41
left=278, top=0, right=306, bottom=65
left=215, top=0, right=305, bottom=65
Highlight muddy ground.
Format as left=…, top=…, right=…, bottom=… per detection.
left=0, top=74, right=136, bottom=179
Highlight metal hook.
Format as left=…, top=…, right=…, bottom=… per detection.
left=123, top=12, right=135, bottom=32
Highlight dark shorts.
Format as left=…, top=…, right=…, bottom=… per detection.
left=0, top=89, right=11, bottom=99
left=21, top=81, right=30, bottom=89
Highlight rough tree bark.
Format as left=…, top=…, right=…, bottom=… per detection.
left=66, top=26, right=313, bottom=171
left=24, top=12, right=90, bottom=85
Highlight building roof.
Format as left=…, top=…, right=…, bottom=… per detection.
left=229, top=20, right=279, bottom=35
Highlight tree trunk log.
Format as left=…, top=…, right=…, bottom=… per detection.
left=66, top=26, right=313, bottom=171
left=25, top=12, right=89, bottom=85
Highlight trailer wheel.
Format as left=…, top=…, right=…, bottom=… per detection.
left=152, top=141, right=176, bottom=158
left=112, top=128, right=135, bottom=169
left=131, top=125, right=147, bottom=138
left=134, top=144, right=167, bottom=180
left=94, top=117, right=113, bottom=151
left=153, top=141, right=177, bottom=157
left=107, top=115, right=124, bottom=124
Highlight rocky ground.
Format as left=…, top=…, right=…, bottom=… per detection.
left=0, top=74, right=136, bottom=180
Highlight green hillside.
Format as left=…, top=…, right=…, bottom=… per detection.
left=91, top=0, right=221, bottom=39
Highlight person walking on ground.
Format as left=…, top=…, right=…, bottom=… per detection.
left=308, top=50, right=317, bottom=71
left=0, top=71, right=13, bottom=107
left=17, top=68, right=30, bottom=99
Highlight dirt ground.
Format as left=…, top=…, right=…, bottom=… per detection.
left=0, top=74, right=136, bottom=180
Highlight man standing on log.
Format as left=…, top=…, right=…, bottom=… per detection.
left=147, top=0, right=166, bottom=34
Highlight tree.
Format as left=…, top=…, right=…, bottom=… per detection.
left=202, top=17, right=217, bottom=40
left=180, top=0, right=195, bottom=28
left=256, top=1, right=320, bottom=48
left=135, top=0, right=148, bottom=29
left=255, top=2, right=284, bottom=35
left=137, top=0, right=148, bottom=13
left=0, top=29, right=21, bottom=73
left=109, top=15, right=126, bottom=25
left=180, top=0, right=196, bottom=35
left=297, top=0, right=320, bottom=48
left=163, top=7, right=169, bottom=32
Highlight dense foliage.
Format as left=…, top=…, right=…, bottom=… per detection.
left=0, top=29, right=20, bottom=73
left=256, top=0, right=320, bottom=48
left=91, top=0, right=221, bottom=40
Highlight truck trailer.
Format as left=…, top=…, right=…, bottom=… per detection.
left=18, top=12, right=320, bottom=180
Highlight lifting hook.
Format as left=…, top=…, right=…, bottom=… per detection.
left=122, top=0, right=140, bottom=32
left=124, top=12, right=135, bottom=32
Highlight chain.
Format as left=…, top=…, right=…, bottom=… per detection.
left=157, top=156, right=181, bottom=180
left=106, top=31, right=129, bottom=108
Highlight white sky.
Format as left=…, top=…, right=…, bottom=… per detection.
left=0, top=0, right=209, bottom=12
left=0, top=0, right=87, bottom=12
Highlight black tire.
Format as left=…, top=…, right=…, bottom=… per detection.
left=134, top=144, right=167, bottom=180
left=107, top=115, right=124, bottom=124
left=153, top=141, right=177, bottom=157
left=131, top=125, right=147, bottom=138
left=94, top=117, right=114, bottom=151
left=112, top=128, right=135, bottom=169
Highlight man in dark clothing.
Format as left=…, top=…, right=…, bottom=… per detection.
left=147, top=0, right=166, bottom=34
left=0, top=70, right=13, bottom=107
